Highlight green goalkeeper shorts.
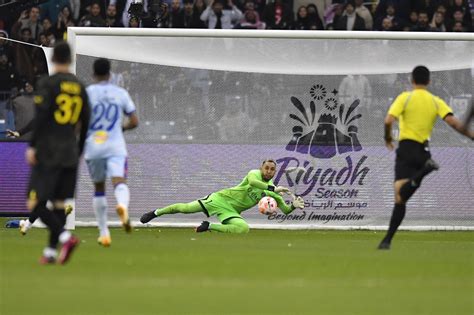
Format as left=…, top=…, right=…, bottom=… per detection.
left=198, top=193, right=242, bottom=223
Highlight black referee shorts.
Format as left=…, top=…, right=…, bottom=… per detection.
left=27, top=165, right=78, bottom=202
left=395, top=140, right=431, bottom=181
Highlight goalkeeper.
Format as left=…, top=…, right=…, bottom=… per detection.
left=140, top=159, right=305, bottom=233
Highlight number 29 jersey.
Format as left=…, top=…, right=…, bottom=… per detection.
left=84, top=82, right=136, bottom=160
left=31, top=73, right=90, bottom=168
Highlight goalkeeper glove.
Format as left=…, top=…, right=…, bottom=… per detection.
left=292, top=196, right=305, bottom=209
left=275, top=186, right=290, bottom=194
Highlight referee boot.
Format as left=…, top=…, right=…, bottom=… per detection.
left=377, top=241, right=391, bottom=250
left=195, top=221, right=210, bottom=233
left=140, top=210, right=158, bottom=224
left=116, top=204, right=132, bottom=233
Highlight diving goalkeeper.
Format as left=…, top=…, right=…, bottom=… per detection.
left=140, top=159, right=305, bottom=233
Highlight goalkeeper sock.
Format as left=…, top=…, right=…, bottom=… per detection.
left=114, top=183, right=130, bottom=209
left=93, top=194, right=109, bottom=237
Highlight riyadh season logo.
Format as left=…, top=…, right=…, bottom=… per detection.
left=286, top=84, right=363, bottom=159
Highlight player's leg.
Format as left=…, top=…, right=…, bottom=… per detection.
left=86, top=159, right=111, bottom=245
left=54, top=167, right=80, bottom=264
left=108, top=157, right=131, bottom=233
left=94, top=182, right=111, bottom=246
left=19, top=209, right=39, bottom=235
left=27, top=166, right=64, bottom=263
left=208, top=217, right=250, bottom=234
left=140, top=200, right=204, bottom=223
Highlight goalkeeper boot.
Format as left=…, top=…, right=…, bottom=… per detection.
left=19, top=219, right=31, bottom=236
left=140, top=210, right=158, bottom=224
left=97, top=235, right=112, bottom=247
left=195, top=221, right=210, bottom=233
left=116, top=204, right=132, bottom=233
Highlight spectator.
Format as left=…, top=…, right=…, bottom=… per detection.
left=375, top=3, right=402, bottom=31
left=40, top=0, right=70, bottom=24
left=234, top=9, right=265, bottom=29
left=244, top=0, right=265, bottom=16
left=324, top=3, right=344, bottom=30
left=11, top=79, right=35, bottom=140
left=354, top=0, right=373, bottom=30
left=105, top=4, right=124, bottom=27
left=46, top=31, right=57, bottom=46
left=306, top=4, right=324, bottom=30
left=293, top=5, right=309, bottom=30
left=129, top=16, right=140, bottom=28
left=429, top=11, right=447, bottom=31
left=451, top=20, right=466, bottom=31
left=38, top=32, right=50, bottom=47
left=42, top=17, right=53, bottom=35
left=381, top=17, right=394, bottom=31
left=413, top=0, right=438, bottom=19
left=335, top=1, right=365, bottom=31
left=374, top=0, right=411, bottom=22
left=55, top=5, right=73, bottom=39
left=448, top=9, right=471, bottom=31
left=122, top=0, right=149, bottom=28
left=167, top=0, right=185, bottom=28
left=217, top=95, right=255, bottom=141
left=12, top=7, right=43, bottom=43
left=192, top=0, right=208, bottom=28
left=411, top=10, right=430, bottom=31
left=262, top=0, right=293, bottom=30
left=0, top=30, right=14, bottom=64
left=200, top=0, right=243, bottom=29
left=80, top=2, right=106, bottom=27
left=405, top=10, right=419, bottom=29
left=448, top=0, right=472, bottom=27
left=69, top=0, right=81, bottom=21
left=0, top=53, right=19, bottom=100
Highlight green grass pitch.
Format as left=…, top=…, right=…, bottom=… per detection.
left=0, top=222, right=472, bottom=315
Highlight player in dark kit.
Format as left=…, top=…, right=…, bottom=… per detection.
left=26, top=41, right=90, bottom=264
left=379, top=66, right=474, bottom=250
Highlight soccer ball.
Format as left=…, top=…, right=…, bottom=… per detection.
left=258, top=196, right=277, bottom=214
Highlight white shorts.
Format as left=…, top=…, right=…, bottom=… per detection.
left=86, top=156, right=128, bottom=183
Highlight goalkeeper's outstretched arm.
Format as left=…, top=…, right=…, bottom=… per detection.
left=266, top=191, right=305, bottom=214
left=247, top=171, right=289, bottom=194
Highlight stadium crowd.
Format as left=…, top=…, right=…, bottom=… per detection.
left=0, top=0, right=472, bottom=142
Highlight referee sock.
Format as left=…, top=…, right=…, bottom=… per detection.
left=114, top=183, right=130, bottom=209
left=382, top=203, right=406, bottom=244
left=93, top=194, right=109, bottom=237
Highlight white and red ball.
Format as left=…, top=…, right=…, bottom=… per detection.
left=258, top=196, right=277, bottom=214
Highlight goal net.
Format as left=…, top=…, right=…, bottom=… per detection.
left=68, top=28, right=474, bottom=230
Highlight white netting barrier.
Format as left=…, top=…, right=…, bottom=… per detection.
left=68, top=28, right=474, bottom=230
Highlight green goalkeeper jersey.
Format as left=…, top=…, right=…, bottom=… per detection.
left=213, top=170, right=294, bottom=214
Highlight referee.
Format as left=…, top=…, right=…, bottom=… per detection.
left=26, top=41, right=90, bottom=264
left=379, top=65, right=474, bottom=250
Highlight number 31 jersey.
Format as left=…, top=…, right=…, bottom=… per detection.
left=84, top=82, right=136, bottom=160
